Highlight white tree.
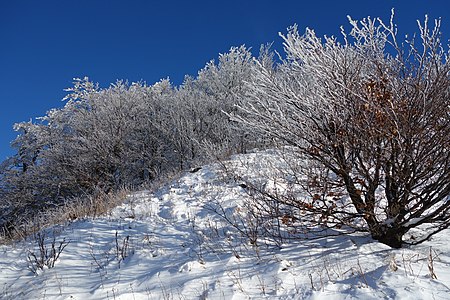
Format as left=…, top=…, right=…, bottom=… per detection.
left=194, top=46, right=257, bottom=155
left=1, top=77, right=180, bottom=234
left=234, top=13, right=450, bottom=248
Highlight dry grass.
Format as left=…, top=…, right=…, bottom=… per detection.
left=0, top=188, right=130, bottom=244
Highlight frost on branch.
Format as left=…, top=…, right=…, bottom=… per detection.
left=234, top=12, right=450, bottom=248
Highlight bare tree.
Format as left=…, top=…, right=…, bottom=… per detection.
left=234, top=12, right=450, bottom=248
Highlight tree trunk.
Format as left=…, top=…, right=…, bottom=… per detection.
left=371, top=226, right=404, bottom=248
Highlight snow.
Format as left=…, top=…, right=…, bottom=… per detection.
left=403, top=217, right=425, bottom=227
left=1, top=151, right=450, bottom=299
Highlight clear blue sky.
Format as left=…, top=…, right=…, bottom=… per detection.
left=1, top=0, right=449, bottom=161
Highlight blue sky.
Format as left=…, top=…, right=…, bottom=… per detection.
left=1, top=0, right=449, bottom=161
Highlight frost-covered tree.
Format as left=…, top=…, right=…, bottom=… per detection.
left=0, top=77, right=182, bottom=234
left=155, top=46, right=261, bottom=170
left=0, top=119, right=55, bottom=233
left=235, top=13, right=450, bottom=248
left=0, top=43, right=268, bottom=236
left=194, top=46, right=257, bottom=155
left=41, top=78, right=177, bottom=192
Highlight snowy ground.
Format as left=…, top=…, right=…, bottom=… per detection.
left=1, top=151, right=450, bottom=299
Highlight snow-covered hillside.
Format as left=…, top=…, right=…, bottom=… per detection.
left=1, top=151, right=449, bottom=299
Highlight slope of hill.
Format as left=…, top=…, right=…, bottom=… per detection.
left=1, top=151, right=449, bottom=299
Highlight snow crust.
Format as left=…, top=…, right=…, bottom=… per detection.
left=1, top=151, right=449, bottom=299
